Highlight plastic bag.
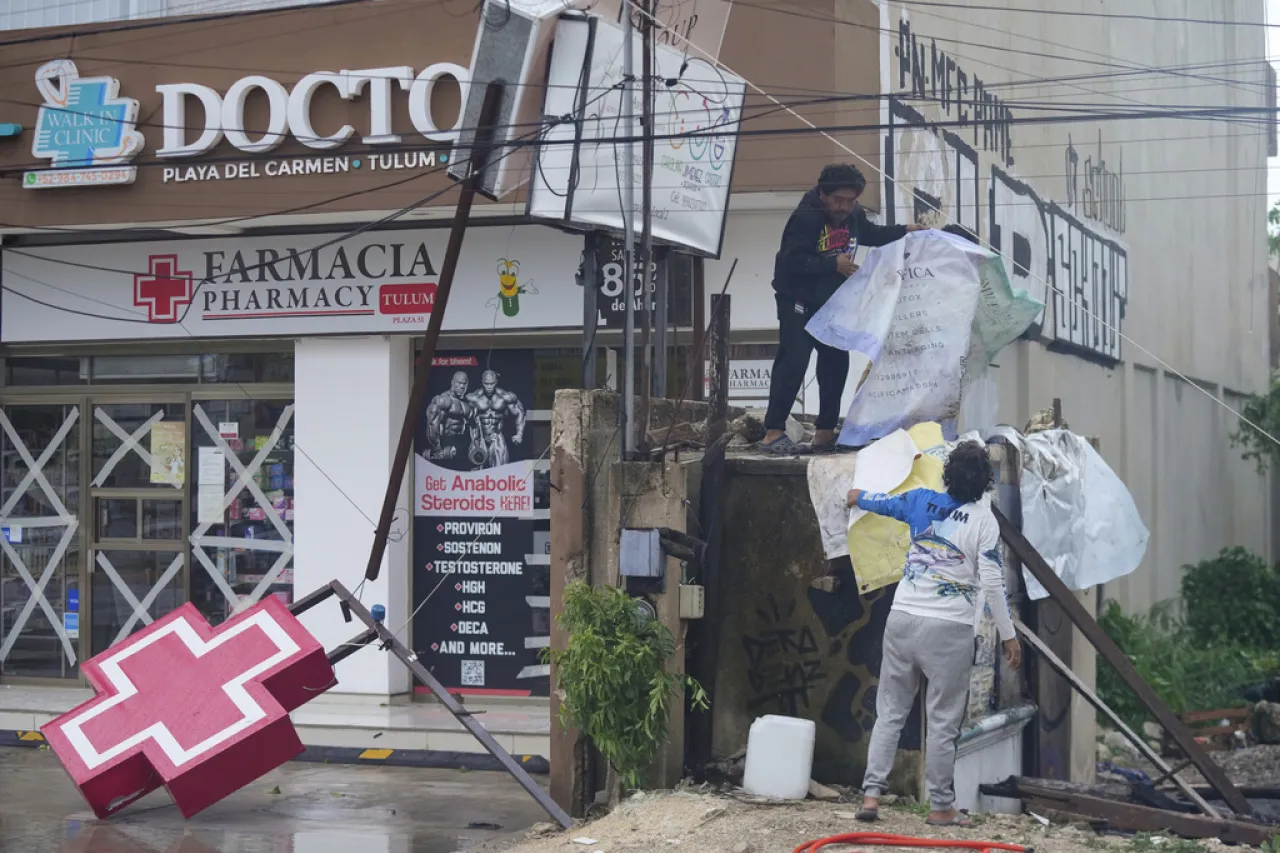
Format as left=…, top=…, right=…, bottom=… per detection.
left=807, top=231, right=1041, bottom=447
left=997, top=429, right=1149, bottom=599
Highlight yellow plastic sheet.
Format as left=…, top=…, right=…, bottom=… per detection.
left=847, top=428, right=946, bottom=594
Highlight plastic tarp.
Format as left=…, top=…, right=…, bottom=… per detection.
left=991, top=427, right=1149, bottom=599
left=806, top=230, right=1043, bottom=447
left=806, top=420, right=956, bottom=569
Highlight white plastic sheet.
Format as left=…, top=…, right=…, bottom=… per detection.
left=991, top=428, right=1149, bottom=599
left=806, top=231, right=1042, bottom=447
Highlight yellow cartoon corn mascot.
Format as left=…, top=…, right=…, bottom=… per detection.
left=497, top=259, right=522, bottom=317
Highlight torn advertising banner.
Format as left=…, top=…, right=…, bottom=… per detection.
left=806, top=230, right=1043, bottom=447
left=990, top=427, right=1149, bottom=600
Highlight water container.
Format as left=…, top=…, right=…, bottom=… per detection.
left=741, top=715, right=816, bottom=800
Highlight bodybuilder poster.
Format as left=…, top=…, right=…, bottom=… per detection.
left=412, top=350, right=547, bottom=695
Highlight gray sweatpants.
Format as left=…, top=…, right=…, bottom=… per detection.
left=862, top=610, right=973, bottom=811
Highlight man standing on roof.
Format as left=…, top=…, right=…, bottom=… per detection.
left=761, top=164, right=926, bottom=454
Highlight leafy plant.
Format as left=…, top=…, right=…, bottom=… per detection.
left=1260, top=836, right=1280, bottom=853
left=1231, top=376, right=1280, bottom=475
left=1096, top=600, right=1276, bottom=732
left=1181, top=547, right=1280, bottom=649
left=544, top=581, right=708, bottom=789
left=1269, top=201, right=1280, bottom=258
left=1127, top=833, right=1204, bottom=853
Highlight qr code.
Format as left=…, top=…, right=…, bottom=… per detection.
left=460, top=660, right=485, bottom=687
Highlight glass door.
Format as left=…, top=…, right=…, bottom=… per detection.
left=87, top=401, right=188, bottom=658
left=188, top=399, right=295, bottom=626
left=0, top=400, right=82, bottom=678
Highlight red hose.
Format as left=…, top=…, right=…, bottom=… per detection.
left=792, top=831, right=1033, bottom=853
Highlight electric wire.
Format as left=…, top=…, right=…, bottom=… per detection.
left=626, top=0, right=1280, bottom=453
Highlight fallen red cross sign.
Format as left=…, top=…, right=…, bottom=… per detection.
left=43, top=597, right=335, bottom=818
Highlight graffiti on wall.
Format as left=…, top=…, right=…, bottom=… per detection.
left=741, top=562, right=923, bottom=750
left=894, top=16, right=1015, bottom=167
left=883, top=11, right=1129, bottom=364
left=742, top=595, right=828, bottom=714
left=738, top=562, right=1006, bottom=762
left=1065, top=132, right=1126, bottom=234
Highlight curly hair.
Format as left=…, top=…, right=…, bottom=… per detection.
left=942, top=440, right=993, bottom=504
left=818, top=163, right=867, bottom=195
left=942, top=223, right=979, bottom=244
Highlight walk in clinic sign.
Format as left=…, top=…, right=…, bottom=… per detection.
left=24, top=60, right=144, bottom=189
left=22, top=57, right=473, bottom=190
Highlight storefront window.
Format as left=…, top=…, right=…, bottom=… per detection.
left=189, top=399, right=295, bottom=626
left=91, top=402, right=186, bottom=489
left=0, top=403, right=81, bottom=678
left=1, top=353, right=292, bottom=387
left=5, top=357, right=83, bottom=386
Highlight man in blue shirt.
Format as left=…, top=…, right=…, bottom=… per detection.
left=847, top=441, right=1021, bottom=827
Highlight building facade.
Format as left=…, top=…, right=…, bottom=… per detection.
left=0, top=0, right=1268, bottom=711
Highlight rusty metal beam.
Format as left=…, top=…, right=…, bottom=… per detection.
left=313, top=580, right=573, bottom=829
left=1015, top=619, right=1217, bottom=817
left=995, top=508, right=1252, bottom=816
left=363, top=82, right=505, bottom=583
left=980, top=778, right=1272, bottom=846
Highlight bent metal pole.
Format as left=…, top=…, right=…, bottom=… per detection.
left=363, top=82, right=505, bottom=583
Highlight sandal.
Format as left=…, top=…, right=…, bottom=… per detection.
left=855, top=807, right=879, bottom=822
left=760, top=435, right=812, bottom=456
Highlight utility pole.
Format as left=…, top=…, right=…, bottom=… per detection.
left=638, top=0, right=656, bottom=443
left=620, top=1, right=637, bottom=456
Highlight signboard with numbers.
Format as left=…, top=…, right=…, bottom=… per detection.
left=411, top=349, right=547, bottom=695
left=596, top=237, right=660, bottom=329
left=591, top=239, right=695, bottom=331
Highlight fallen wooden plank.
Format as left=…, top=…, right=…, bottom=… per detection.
left=1181, top=708, right=1251, bottom=725
left=1014, top=619, right=1218, bottom=818
left=980, top=778, right=1273, bottom=846
left=995, top=507, right=1253, bottom=817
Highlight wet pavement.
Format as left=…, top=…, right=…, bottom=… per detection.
left=0, top=747, right=549, bottom=853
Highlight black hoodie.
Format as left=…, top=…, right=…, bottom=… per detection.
left=771, top=189, right=909, bottom=310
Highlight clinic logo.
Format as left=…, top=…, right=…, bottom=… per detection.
left=24, top=59, right=143, bottom=190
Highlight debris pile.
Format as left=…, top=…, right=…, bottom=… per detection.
left=489, top=789, right=1235, bottom=853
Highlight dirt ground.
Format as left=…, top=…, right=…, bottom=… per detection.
left=489, top=789, right=1233, bottom=853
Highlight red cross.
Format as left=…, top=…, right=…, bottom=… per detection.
left=133, top=254, right=192, bottom=323
left=77, top=623, right=284, bottom=755
left=42, top=600, right=335, bottom=819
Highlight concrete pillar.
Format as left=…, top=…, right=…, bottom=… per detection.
left=293, top=336, right=413, bottom=698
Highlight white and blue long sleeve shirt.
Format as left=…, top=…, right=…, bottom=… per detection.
left=856, top=488, right=1016, bottom=641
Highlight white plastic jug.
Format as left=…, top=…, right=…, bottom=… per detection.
left=741, top=714, right=816, bottom=800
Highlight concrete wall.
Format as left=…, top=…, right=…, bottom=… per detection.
left=294, top=336, right=413, bottom=697
left=880, top=1, right=1272, bottom=613
left=708, top=446, right=1025, bottom=789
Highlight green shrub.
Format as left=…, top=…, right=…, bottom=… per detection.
left=544, top=581, right=708, bottom=789
left=1180, top=547, right=1280, bottom=649
left=1096, top=600, right=1276, bottom=732
left=1231, top=375, right=1280, bottom=474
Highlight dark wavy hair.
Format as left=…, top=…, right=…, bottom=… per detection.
left=817, top=163, right=866, bottom=195
left=943, top=440, right=994, bottom=504
left=942, top=223, right=979, bottom=244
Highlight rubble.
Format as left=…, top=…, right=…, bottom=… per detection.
left=1253, top=702, right=1280, bottom=745
left=489, top=790, right=1137, bottom=853
left=806, top=780, right=842, bottom=802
